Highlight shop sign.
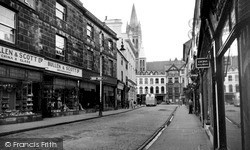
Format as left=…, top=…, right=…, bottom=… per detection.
left=45, top=60, right=82, bottom=77
left=90, top=76, right=103, bottom=81
left=196, top=58, right=210, bottom=69
left=0, top=46, right=44, bottom=68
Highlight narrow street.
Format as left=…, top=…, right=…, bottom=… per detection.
left=2, top=105, right=177, bottom=150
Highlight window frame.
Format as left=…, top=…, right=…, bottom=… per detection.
left=0, top=6, right=16, bottom=44
left=86, top=46, right=94, bottom=70
left=56, top=2, right=66, bottom=21
left=87, top=24, right=94, bottom=40
left=55, top=34, right=66, bottom=57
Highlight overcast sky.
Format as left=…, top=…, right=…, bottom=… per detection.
left=81, top=0, right=195, bottom=62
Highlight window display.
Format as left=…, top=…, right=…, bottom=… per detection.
left=0, top=81, right=41, bottom=124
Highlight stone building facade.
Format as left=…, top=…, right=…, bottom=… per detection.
left=0, top=0, right=118, bottom=124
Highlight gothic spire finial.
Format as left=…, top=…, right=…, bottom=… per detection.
left=129, top=4, right=138, bottom=27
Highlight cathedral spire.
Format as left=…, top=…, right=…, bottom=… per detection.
left=129, top=4, right=138, bottom=27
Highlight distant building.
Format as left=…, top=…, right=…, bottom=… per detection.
left=136, top=59, right=185, bottom=104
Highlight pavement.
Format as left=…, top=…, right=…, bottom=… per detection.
left=147, top=105, right=213, bottom=150
left=0, top=107, right=141, bottom=137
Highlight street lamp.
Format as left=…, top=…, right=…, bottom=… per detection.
left=120, top=39, right=126, bottom=51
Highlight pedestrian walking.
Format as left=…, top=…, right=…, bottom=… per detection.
left=189, top=99, right=193, bottom=114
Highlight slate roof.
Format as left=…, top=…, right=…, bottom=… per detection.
left=146, top=59, right=185, bottom=72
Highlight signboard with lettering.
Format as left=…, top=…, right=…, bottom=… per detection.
left=45, top=60, right=82, bottom=77
left=0, top=46, right=44, bottom=68
left=90, top=76, right=103, bottom=81
left=196, top=58, right=210, bottom=69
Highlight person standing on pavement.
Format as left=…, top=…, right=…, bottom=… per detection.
left=188, top=99, right=193, bottom=114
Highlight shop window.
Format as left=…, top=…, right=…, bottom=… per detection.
left=56, top=2, right=66, bottom=20
left=55, top=34, right=65, bottom=58
left=155, top=78, right=159, bottom=84
left=0, top=6, right=15, bottom=44
left=222, top=39, right=241, bottom=150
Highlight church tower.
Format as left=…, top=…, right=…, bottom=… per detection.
left=126, top=4, right=143, bottom=72
left=126, top=4, right=142, bottom=57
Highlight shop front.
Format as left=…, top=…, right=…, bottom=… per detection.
left=42, top=60, right=82, bottom=117
left=79, top=82, right=97, bottom=111
left=102, top=76, right=117, bottom=111
left=0, top=46, right=44, bottom=125
left=117, top=81, right=125, bottom=109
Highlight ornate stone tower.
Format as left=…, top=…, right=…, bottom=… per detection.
left=126, top=4, right=143, bottom=72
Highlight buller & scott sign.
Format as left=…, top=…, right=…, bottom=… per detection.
left=0, top=45, right=82, bottom=77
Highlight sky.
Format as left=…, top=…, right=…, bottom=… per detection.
left=81, top=0, right=195, bottom=62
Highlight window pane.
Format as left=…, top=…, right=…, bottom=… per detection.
left=56, top=2, right=65, bottom=20
left=55, top=35, right=65, bottom=56
left=0, top=24, right=15, bottom=43
left=56, top=35, right=65, bottom=49
left=56, top=2, right=64, bottom=12
left=0, top=6, right=15, bottom=28
left=56, top=10, right=64, bottom=20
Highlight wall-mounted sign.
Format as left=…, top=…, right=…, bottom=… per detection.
left=196, top=58, right=210, bottom=69
left=45, top=60, right=82, bottom=77
left=0, top=46, right=44, bottom=68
